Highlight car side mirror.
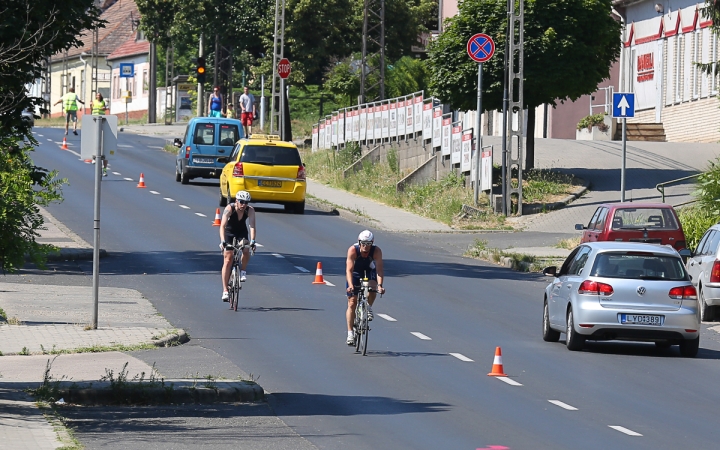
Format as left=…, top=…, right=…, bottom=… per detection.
left=217, top=157, right=229, bottom=163
left=574, top=224, right=585, bottom=231
left=173, top=138, right=182, bottom=148
left=543, top=266, right=558, bottom=277
left=679, top=248, right=692, bottom=258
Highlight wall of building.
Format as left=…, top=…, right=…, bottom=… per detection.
left=48, top=58, right=111, bottom=117
left=108, top=60, right=150, bottom=116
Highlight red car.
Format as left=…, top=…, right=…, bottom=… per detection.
left=575, top=203, right=687, bottom=251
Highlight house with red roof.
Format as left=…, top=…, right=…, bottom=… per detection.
left=106, top=36, right=151, bottom=117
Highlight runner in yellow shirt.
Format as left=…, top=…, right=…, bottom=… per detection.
left=53, top=87, right=85, bottom=135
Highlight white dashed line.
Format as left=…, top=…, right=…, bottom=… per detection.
left=609, top=426, right=642, bottom=437
left=295, top=266, right=310, bottom=273
left=124, top=177, right=133, bottom=181
left=272, top=253, right=284, bottom=258
left=112, top=172, right=121, bottom=175
left=324, top=280, right=335, bottom=286
left=149, top=191, right=160, bottom=195
left=46, top=138, right=52, bottom=142
left=195, top=213, right=207, bottom=217
left=164, top=198, right=175, bottom=202
left=411, top=332, right=431, bottom=340
left=548, top=400, right=577, bottom=410
left=148, top=146, right=163, bottom=149
left=117, top=144, right=133, bottom=148
left=378, top=314, right=396, bottom=322
left=179, top=205, right=190, bottom=209
left=449, top=353, right=473, bottom=362
left=37, top=134, right=43, bottom=137
left=496, top=377, right=522, bottom=386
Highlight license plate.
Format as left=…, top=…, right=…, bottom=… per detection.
left=619, top=314, right=663, bottom=325
left=258, top=180, right=282, bottom=187
left=194, top=157, right=214, bottom=164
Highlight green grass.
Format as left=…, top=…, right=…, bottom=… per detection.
left=522, top=169, right=577, bottom=203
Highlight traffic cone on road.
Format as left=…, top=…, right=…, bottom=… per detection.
left=136, top=173, right=147, bottom=188
left=211, top=208, right=222, bottom=226
left=61, top=137, right=68, bottom=150
left=487, top=347, right=508, bottom=377
left=312, top=262, right=326, bottom=284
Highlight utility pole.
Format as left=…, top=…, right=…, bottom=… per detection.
left=270, top=0, right=286, bottom=134
left=503, top=0, right=524, bottom=216
left=197, top=34, right=204, bottom=117
left=360, top=0, right=385, bottom=103
left=148, top=41, right=157, bottom=123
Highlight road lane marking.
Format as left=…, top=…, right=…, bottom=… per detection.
left=609, top=426, right=642, bottom=436
left=295, top=266, right=310, bottom=273
left=117, top=144, right=133, bottom=148
left=112, top=172, right=121, bottom=175
left=548, top=400, right=576, bottom=410
left=449, top=353, right=473, bottom=362
left=324, top=280, right=335, bottom=286
left=124, top=177, right=133, bottom=181
left=195, top=213, right=207, bottom=217
left=179, top=205, right=190, bottom=209
left=378, top=314, right=396, bottom=322
left=150, top=191, right=160, bottom=194
left=148, top=146, right=163, bottom=149
left=46, top=138, right=52, bottom=141
left=164, top=198, right=175, bottom=202
left=411, top=332, right=431, bottom=340
left=272, top=253, right=284, bottom=258
left=497, top=377, right=522, bottom=386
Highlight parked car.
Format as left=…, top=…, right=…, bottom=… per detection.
left=174, top=117, right=243, bottom=184
left=685, top=223, right=720, bottom=322
left=542, top=241, right=700, bottom=357
left=218, top=134, right=306, bottom=214
left=21, top=108, right=34, bottom=127
left=575, top=202, right=687, bottom=251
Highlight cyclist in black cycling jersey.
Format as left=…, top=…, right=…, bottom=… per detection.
left=219, top=190, right=256, bottom=301
left=345, top=230, right=385, bottom=345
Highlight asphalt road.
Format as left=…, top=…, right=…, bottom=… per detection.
left=20, top=127, right=720, bottom=449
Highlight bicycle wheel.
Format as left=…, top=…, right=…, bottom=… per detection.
left=354, top=304, right=363, bottom=352
left=361, top=311, right=369, bottom=356
left=228, top=267, right=236, bottom=310
left=232, top=265, right=241, bottom=311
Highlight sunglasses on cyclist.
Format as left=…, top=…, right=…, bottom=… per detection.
left=359, top=241, right=373, bottom=246
left=236, top=200, right=248, bottom=205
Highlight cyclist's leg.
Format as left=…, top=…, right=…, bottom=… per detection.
left=367, top=269, right=379, bottom=306
left=221, top=248, right=234, bottom=293
left=240, top=246, right=250, bottom=271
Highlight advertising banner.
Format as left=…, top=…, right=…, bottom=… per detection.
left=397, top=100, right=406, bottom=136
left=441, top=115, right=452, bottom=156
left=353, top=108, right=360, bottom=142
left=367, top=105, right=375, bottom=140
left=312, top=125, right=318, bottom=151
left=374, top=105, right=382, bottom=138
left=481, top=146, right=493, bottom=191
left=338, top=111, right=345, bottom=145
left=389, top=101, right=397, bottom=138
left=451, top=122, right=462, bottom=165
left=319, top=122, right=325, bottom=150
left=461, top=129, right=473, bottom=172
left=325, top=117, right=331, bottom=149
left=414, top=95, right=423, bottom=133
left=433, top=106, right=443, bottom=148
left=405, top=96, right=414, bottom=132
left=359, top=107, right=367, bottom=142
left=331, top=113, right=338, bottom=146
left=423, top=101, right=433, bottom=140
left=381, top=103, right=389, bottom=139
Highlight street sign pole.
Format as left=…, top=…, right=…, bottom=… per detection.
left=621, top=117, right=627, bottom=202
left=92, top=116, right=105, bottom=329
left=474, top=62, right=483, bottom=206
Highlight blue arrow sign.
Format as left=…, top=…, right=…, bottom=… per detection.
left=612, top=93, right=635, bottom=118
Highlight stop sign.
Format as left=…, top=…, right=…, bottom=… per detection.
left=278, top=58, right=291, bottom=79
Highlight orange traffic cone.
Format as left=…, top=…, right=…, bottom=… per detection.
left=136, top=173, right=146, bottom=188
left=211, top=208, right=222, bottom=226
left=487, top=346, right=508, bottom=377
left=312, top=262, right=326, bottom=284
left=61, top=137, right=68, bottom=150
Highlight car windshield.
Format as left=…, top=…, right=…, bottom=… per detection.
left=240, top=145, right=302, bottom=166
left=590, top=252, right=687, bottom=281
left=611, top=208, right=679, bottom=230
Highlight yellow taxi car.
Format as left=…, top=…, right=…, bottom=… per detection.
left=218, top=134, right=306, bottom=214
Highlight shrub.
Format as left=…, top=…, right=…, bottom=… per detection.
left=577, top=113, right=608, bottom=132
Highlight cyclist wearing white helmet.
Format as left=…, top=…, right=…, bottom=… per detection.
left=219, top=190, right=256, bottom=302
left=345, top=229, right=385, bottom=345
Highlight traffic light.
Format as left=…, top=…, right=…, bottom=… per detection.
left=196, top=57, right=206, bottom=85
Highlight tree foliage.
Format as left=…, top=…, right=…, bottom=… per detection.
left=427, top=0, right=621, bottom=168
left=0, top=0, right=99, bottom=273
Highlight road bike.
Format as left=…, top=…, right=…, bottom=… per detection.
left=224, top=238, right=254, bottom=311
left=353, top=278, right=379, bottom=356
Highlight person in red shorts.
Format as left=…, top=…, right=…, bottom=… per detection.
left=239, top=86, right=256, bottom=136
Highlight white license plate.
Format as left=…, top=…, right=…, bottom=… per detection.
left=620, top=314, right=663, bottom=325
left=194, top=157, right=214, bottom=164
left=258, top=180, right=282, bottom=187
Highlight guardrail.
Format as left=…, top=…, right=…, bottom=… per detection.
left=655, top=174, right=701, bottom=203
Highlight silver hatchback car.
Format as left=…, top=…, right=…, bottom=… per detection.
left=542, top=242, right=700, bottom=357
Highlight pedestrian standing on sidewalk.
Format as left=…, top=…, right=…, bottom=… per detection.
left=91, top=93, right=110, bottom=176
left=208, top=86, right=223, bottom=118
left=54, top=87, right=85, bottom=135
left=239, top=86, right=256, bottom=136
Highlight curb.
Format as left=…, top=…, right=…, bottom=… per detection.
left=305, top=196, right=379, bottom=228
left=472, top=249, right=567, bottom=272
left=521, top=178, right=590, bottom=215
left=45, top=248, right=108, bottom=261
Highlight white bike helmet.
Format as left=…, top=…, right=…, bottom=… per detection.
left=235, top=190, right=251, bottom=202
left=358, top=230, right=374, bottom=243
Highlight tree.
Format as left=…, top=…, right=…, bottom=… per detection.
left=427, top=0, right=621, bottom=169
left=0, top=0, right=101, bottom=273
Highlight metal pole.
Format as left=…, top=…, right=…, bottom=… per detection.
left=197, top=34, right=204, bottom=117
left=621, top=117, right=627, bottom=202
left=474, top=63, right=483, bottom=206
left=501, top=0, right=511, bottom=216
left=92, top=117, right=105, bottom=329
left=280, top=78, right=285, bottom=139
left=260, top=75, right=265, bottom=131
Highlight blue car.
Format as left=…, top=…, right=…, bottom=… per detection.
left=174, top=117, right=244, bottom=184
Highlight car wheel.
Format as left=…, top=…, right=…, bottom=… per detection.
left=180, top=167, right=190, bottom=185
left=565, top=308, right=585, bottom=351
left=226, top=186, right=233, bottom=206
left=219, top=189, right=227, bottom=207
left=679, top=336, right=699, bottom=358
left=699, top=285, right=714, bottom=322
left=175, top=163, right=181, bottom=182
left=542, top=300, right=560, bottom=342
left=294, top=201, right=305, bottom=215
